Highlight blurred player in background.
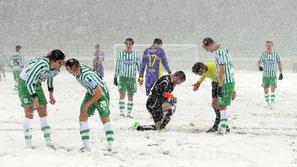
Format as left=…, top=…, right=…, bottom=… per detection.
left=257, top=41, right=283, bottom=105
left=8, top=45, right=25, bottom=90
left=93, top=44, right=105, bottom=79
left=0, top=48, right=7, bottom=81
left=139, top=38, right=171, bottom=96
left=114, top=38, right=140, bottom=118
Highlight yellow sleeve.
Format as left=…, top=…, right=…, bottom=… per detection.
left=197, top=74, right=207, bottom=84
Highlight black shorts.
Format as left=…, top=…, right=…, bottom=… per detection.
left=146, top=97, right=163, bottom=123
left=211, top=81, right=218, bottom=98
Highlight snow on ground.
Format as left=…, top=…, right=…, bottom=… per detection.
left=0, top=70, right=296, bottom=167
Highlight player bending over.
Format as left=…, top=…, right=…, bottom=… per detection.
left=132, top=71, right=186, bottom=131
left=65, top=59, right=114, bottom=152
left=192, top=62, right=236, bottom=133
left=202, top=38, right=235, bottom=135
left=18, top=50, right=65, bottom=149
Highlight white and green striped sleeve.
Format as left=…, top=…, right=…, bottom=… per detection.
left=136, top=52, right=140, bottom=72
left=26, top=62, right=47, bottom=96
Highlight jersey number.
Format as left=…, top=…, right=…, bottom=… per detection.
left=148, top=54, right=157, bottom=67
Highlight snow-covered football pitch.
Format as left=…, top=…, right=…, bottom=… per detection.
left=0, top=70, right=296, bottom=167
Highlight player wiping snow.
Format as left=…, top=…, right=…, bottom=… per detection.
left=132, top=71, right=186, bottom=131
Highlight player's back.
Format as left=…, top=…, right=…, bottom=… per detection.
left=143, top=46, right=164, bottom=74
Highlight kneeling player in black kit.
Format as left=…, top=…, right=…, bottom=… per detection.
left=132, top=71, right=186, bottom=131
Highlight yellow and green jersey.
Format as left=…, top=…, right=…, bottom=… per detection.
left=197, top=61, right=217, bottom=84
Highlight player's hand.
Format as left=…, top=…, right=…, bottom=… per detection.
left=259, top=66, right=263, bottom=71
left=138, top=77, right=144, bottom=86
left=79, top=111, right=89, bottom=121
left=278, top=73, right=283, bottom=80
left=232, top=91, right=237, bottom=100
left=113, top=76, right=118, bottom=86
left=217, top=86, right=223, bottom=97
left=192, top=82, right=200, bottom=91
left=33, top=97, right=40, bottom=110
left=49, top=95, right=56, bottom=105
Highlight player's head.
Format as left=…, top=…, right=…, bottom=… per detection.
left=16, top=45, right=22, bottom=52
left=125, top=38, right=134, bottom=51
left=202, top=37, right=216, bottom=52
left=47, top=49, right=65, bottom=69
left=95, top=44, right=100, bottom=51
left=153, top=38, right=163, bottom=47
left=172, top=71, right=186, bottom=85
left=265, top=40, right=273, bottom=50
left=65, top=58, right=80, bottom=75
left=192, top=62, right=207, bottom=75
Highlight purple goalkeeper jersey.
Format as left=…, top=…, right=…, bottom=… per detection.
left=93, top=51, right=104, bottom=78
left=139, top=46, right=171, bottom=96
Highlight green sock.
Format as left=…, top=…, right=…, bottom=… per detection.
left=119, top=99, right=125, bottom=113
left=127, top=100, right=133, bottom=114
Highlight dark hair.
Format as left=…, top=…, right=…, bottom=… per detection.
left=153, top=38, right=163, bottom=45
left=47, top=49, right=65, bottom=62
left=65, top=58, right=80, bottom=68
left=174, top=71, right=186, bottom=81
left=125, top=38, right=134, bottom=45
left=95, top=44, right=100, bottom=48
left=16, top=45, right=22, bottom=51
left=266, top=40, right=273, bottom=45
left=202, top=37, right=214, bottom=46
left=192, top=62, right=206, bottom=73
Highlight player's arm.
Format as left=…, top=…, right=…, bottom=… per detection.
left=114, top=53, right=120, bottom=86
left=257, top=54, right=264, bottom=71
left=82, top=85, right=104, bottom=113
left=192, top=74, right=207, bottom=91
left=7, top=55, right=13, bottom=68
left=218, top=64, right=225, bottom=87
left=160, top=49, right=171, bottom=74
left=47, top=76, right=56, bottom=104
left=138, top=50, right=148, bottom=85
left=277, top=53, right=283, bottom=80
left=20, top=54, right=25, bottom=68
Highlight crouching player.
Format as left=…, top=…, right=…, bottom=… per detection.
left=65, top=59, right=114, bottom=152
left=132, top=71, right=186, bottom=131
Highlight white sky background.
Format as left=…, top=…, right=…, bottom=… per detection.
left=0, top=0, right=296, bottom=69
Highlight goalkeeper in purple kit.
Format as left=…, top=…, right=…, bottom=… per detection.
left=138, top=38, right=172, bottom=96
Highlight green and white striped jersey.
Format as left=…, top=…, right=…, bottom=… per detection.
left=8, top=52, right=25, bottom=70
left=20, top=56, right=60, bottom=95
left=76, top=64, right=109, bottom=96
left=259, top=51, right=281, bottom=77
left=115, top=50, right=140, bottom=79
left=215, top=45, right=235, bottom=84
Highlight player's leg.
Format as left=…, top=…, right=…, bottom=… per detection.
left=18, top=79, right=35, bottom=148
left=98, top=95, right=114, bottom=151
left=79, top=94, right=92, bottom=152
left=118, top=76, right=127, bottom=117
left=34, top=85, right=54, bottom=147
left=217, top=83, right=235, bottom=135
left=23, top=107, right=34, bottom=148
left=207, top=81, right=220, bottom=132
left=0, top=67, right=2, bottom=81
left=2, top=68, right=5, bottom=81
left=262, top=77, right=270, bottom=104
left=126, top=78, right=137, bottom=118
left=270, top=77, right=277, bottom=104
